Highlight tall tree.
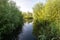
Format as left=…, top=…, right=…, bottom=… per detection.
left=45, top=0, right=60, bottom=39
left=33, top=0, right=60, bottom=40
left=0, top=0, right=23, bottom=40
left=33, top=3, right=45, bottom=40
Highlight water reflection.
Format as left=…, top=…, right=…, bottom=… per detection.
left=18, top=22, right=35, bottom=40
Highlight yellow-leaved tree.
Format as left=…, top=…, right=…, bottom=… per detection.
left=33, top=0, right=60, bottom=40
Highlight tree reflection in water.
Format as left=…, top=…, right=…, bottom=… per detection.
left=18, top=22, right=36, bottom=40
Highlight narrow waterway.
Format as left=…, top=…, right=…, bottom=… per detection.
left=18, top=22, right=36, bottom=40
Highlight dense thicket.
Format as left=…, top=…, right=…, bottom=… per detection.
left=33, top=0, right=60, bottom=40
left=0, top=0, right=23, bottom=40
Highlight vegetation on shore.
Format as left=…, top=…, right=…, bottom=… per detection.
left=0, top=0, right=60, bottom=40
left=22, top=12, right=33, bottom=23
left=0, top=0, right=23, bottom=40
left=33, top=0, right=60, bottom=40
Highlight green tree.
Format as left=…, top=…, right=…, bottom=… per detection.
left=33, top=3, right=45, bottom=40
left=33, top=0, right=60, bottom=40
left=0, top=0, right=23, bottom=40
left=45, top=0, right=60, bottom=40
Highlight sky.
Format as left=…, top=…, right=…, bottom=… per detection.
left=12, top=0, right=46, bottom=12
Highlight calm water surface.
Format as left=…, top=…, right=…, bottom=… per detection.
left=18, top=22, right=36, bottom=40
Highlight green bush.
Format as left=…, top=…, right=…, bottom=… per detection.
left=33, top=0, right=60, bottom=40
left=0, top=0, right=23, bottom=40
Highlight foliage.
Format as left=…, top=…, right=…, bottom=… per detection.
left=22, top=12, right=33, bottom=23
left=0, top=0, right=23, bottom=40
left=33, top=0, right=60, bottom=40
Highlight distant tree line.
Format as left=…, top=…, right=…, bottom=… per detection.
left=22, top=12, right=33, bottom=23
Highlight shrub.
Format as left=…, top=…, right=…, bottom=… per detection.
left=0, top=0, right=23, bottom=40
left=33, top=0, right=60, bottom=40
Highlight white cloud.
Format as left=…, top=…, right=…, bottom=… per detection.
left=12, top=0, right=46, bottom=12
